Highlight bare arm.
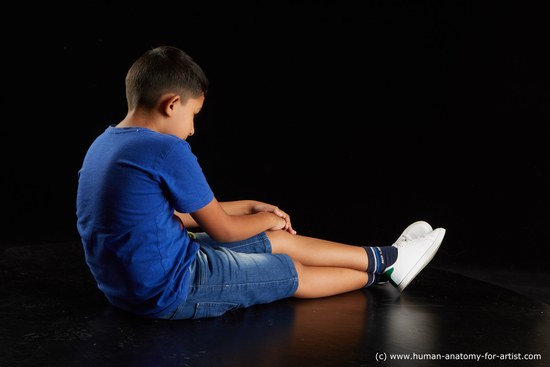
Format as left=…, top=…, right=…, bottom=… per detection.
left=189, top=197, right=287, bottom=242
left=174, top=200, right=259, bottom=229
left=173, top=211, right=199, bottom=229
left=174, top=200, right=296, bottom=234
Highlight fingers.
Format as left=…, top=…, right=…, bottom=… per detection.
left=271, top=208, right=297, bottom=235
left=286, top=225, right=297, bottom=235
left=272, top=207, right=286, bottom=218
left=278, top=211, right=297, bottom=235
left=256, top=203, right=297, bottom=235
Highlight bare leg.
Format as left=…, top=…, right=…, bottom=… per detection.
left=267, top=230, right=372, bottom=298
left=291, top=259, right=370, bottom=298
left=267, top=230, right=369, bottom=271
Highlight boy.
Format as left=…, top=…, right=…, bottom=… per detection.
left=76, top=46, right=445, bottom=320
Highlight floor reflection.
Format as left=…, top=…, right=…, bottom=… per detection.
left=70, top=284, right=446, bottom=366
left=46, top=269, right=549, bottom=367
left=6, top=245, right=550, bottom=366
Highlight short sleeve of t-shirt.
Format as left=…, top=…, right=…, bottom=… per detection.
left=158, top=140, right=214, bottom=214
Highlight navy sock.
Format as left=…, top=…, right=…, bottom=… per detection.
left=363, top=246, right=398, bottom=274
left=363, top=273, right=380, bottom=288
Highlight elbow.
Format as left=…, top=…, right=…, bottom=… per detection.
left=208, top=230, right=239, bottom=243
left=205, top=220, right=240, bottom=243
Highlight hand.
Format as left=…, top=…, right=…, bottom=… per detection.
left=252, top=202, right=297, bottom=235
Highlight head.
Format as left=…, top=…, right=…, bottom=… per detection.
left=125, top=46, right=208, bottom=139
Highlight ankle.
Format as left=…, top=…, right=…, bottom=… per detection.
left=363, top=246, right=398, bottom=274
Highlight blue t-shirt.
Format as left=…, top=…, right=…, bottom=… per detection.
left=76, top=126, right=214, bottom=318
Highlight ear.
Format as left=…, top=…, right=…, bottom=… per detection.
left=162, top=95, right=181, bottom=117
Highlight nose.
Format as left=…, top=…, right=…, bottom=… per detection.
left=189, top=125, right=195, bottom=136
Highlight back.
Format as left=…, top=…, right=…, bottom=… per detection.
left=76, top=126, right=213, bottom=318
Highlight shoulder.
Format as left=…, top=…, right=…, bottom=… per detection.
left=110, top=126, right=191, bottom=154
left=158, top=137, right=198, bottom=170
left=121, top=131, right=200, bottom=173
left=142, top=129, right=192, bottom=153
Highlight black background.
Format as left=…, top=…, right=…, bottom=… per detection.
left=4, top=1, right=548, bottom=273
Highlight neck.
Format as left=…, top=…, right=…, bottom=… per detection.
left=117, top=109, right=162, bottom=132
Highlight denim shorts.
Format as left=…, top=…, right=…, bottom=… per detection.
left=160, top=232, right=299, bottom=320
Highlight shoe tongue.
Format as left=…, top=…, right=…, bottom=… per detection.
left=393, top=235, right=409, bottom=247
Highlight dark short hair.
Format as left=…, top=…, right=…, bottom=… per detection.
left=125, top=46, right=209, bottom=110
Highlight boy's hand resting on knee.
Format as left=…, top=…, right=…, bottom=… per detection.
left=251, top=202, right=297, bottom=235
left=191, top=198, right=296, bottom=243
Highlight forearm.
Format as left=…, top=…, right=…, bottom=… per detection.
left=190, top=198, right=286, bottom=243
left=218, top=212, right=281, bottom=242
left=174, top=200, right=258, bottom=229
left=219, top=200, right=259, bottom=215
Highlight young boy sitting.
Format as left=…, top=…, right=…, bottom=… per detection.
left=76, top=46, right=445, bottom=320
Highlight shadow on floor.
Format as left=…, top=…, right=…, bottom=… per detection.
left=2, top=242, right=548, bottom=366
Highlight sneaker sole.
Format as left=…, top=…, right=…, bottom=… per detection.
left=394, top=228, right=446, bottom=292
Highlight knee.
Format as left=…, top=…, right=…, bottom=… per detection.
left=267, top=230, right=293, bottom=254
left=290, top=259, right=305, bottom=295
left=291, top=258, right=305, bottom=274
left=291, top=259, right=318, bottom=298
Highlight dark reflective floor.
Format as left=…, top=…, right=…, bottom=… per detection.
left=2, top=243, right=549, bottom=366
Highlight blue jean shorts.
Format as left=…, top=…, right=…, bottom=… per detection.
left=160, top=232, right=299, bottom=320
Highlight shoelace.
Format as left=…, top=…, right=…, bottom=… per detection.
left=393, top=234, right=427, bottom=248
left=393, top=234, right=409, bottom=248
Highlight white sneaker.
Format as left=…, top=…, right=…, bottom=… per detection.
left=393, top=221, right=433, bottom=246
left=374, top=221, right=433, bottom=285
left=384, top=228, right=446, bottom=292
